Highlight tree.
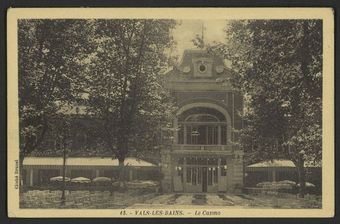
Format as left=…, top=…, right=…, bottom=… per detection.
left=219, top=20, right=322, bottom=197
left=53, top=116, right=71, bottom=205
left=18, top=20, right=91, bottom=189
left=82, top=20, right=176, bottom=188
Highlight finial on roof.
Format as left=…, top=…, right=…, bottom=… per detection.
left=200, top=21, right=206, bottom=49
left=192, top=21, right=206, bottom=49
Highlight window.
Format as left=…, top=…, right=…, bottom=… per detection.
left=177, top=167, right=184, bottom=183
left=178, top=107, right=226, bottom=122
left=197, top=167, right=202, bottom=184
left=206, top=167, right=218, bottom=185
left=186, top=167, right=201, bottom=185
left=183, top=157, right=221, bottom=186
left=177, top=108, right=228, bottom=145
left=213, top=167, right=218, bottom=184
left=207, top=126, right=218, bottom=144
left=192, top=168, right=197, bottom=185
left=187, top=167, right=192, bottom=183
left=181, top=125, right=222, bottom=145
left=221, top=125, right=227, bottom=145
left=193, top=59, right=212, bottom=77
left=186, top=126, right=199, bottom=145
left=185, top=114, right=219, bottom=122
left=221, top=158, right=227, bottom=176
left=208, top=167, right=213, bottom=185
left=178, top=126, right=184, bottom=144
left=199, top=64, right=207, bottom=73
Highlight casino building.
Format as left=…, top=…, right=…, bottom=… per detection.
left=160, top=49, right=244, bottom=193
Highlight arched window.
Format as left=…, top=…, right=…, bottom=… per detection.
left=178, top=107, right=226, bottom=122
left=177, top=107, right=227, bottom=145
left=185, top=114, right=219, bottom=122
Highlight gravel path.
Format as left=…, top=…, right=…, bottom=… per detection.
left=20, top=190, right=321, bottom=209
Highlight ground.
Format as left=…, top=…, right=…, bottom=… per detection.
left=130, top=193, right=321, bottom=209
left=20, top=190, right=321, bottom=209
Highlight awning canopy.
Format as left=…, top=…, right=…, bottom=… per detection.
left=23, top=157, right=156, bottom=168
left=247, top=159, right=321, bottom=168
left=247, top=160, right=295, bottom=168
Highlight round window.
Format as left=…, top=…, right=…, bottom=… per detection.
left=199, top=64, right=207, bottom=73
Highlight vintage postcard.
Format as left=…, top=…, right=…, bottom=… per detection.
left=7, top=8, right=334, bottom=218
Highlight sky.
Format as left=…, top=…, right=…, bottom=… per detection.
left=171, top=20, right=228, bottom=58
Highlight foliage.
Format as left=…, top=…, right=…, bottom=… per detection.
left=79, top=20, right=177, bottom=164
left=19, top=19, right=177, bottom=166
left=192, top=34, right=205, bottom=49
left=219, top=20, right=322, bottom=197
left=223, top=20, right=322, bottom=164
left=18, top=20, right=91, bottom=158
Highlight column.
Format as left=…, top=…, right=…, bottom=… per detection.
left=183, top=157, right=187, bottom=191
left=227, top=125, right=231, bottom=145
left=206, top=126, right=209, bottom=144
left=173, top=118, right=178, bottom=144
left=218, top=158, right=221, bottom=180
left=95, top=169, right=100, bottom=177
left=218, top=125, right=221, bottom=145
left=183, top=125, right=187, bottom=144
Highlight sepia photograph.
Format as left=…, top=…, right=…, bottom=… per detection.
left=7, top=8, right=334, bottom=218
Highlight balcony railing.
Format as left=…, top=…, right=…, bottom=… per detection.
left=171, top=144, right=233, bottom=151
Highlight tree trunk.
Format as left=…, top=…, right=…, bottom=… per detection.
left=118, top=158, right=126, bottom=191
left=116, top=134, right=128, bottom=192
left=61, top=147, right=67, bottom=205
left=297, top=160, right=306, bottom=198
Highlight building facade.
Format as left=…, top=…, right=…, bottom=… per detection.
left=160, top=49, right=244, bottom=193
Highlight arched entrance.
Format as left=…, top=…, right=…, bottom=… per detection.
left=174, top=102, right=232, bottom=145
left=171, top=102, right=233, bottom=192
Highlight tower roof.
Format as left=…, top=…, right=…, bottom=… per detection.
left=164, top=48, right=233, bottom=83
